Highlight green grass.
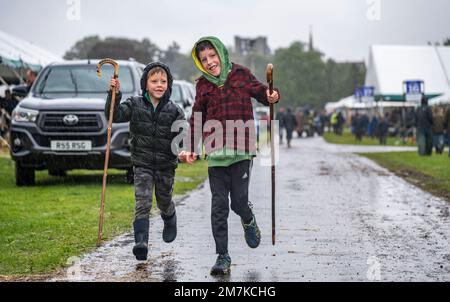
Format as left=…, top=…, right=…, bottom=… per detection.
left=0, top=155, right=207, bottom=277
left=323, top=129, right=415, bottom=147
left=360, top=151, right=450, bottom=202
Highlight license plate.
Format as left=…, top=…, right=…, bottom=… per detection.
left=50, top=140, right=92, bottom=151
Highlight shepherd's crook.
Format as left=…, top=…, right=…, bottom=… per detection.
left=266, top=63, right=276, bottom=245
left=96, top=58, right=119, bottom=247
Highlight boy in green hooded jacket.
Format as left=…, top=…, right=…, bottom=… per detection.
left=179, top=36, right=280, bottom=275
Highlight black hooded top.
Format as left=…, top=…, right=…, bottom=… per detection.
left=105, top=62, right=186, bottom=170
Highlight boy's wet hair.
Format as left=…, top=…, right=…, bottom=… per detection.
left=195, top=41, right=215, bottom=58
left=147, top=66, right=167, bottom=78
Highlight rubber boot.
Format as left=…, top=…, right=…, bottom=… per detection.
left=162, top=212, right=177, bottom=243
left=132, top=218, right=149, bottom=261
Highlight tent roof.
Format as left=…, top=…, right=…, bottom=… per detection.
left=326, top=95, right=367, bottom=110
left=429, top=90, right=450, bottom=105
left=436, top=46, right=450, bottom=87
left=326, top=94, right=418, bottom=111
left=0, top=30, right=61, bottom=71
left=365, top=45, right=450, bottom=99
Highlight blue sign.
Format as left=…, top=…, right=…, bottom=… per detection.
left=404, top=80, right=424, bottom=95
left=355, top=86, right=375, bottom=103
left=355, top=86, right=375, bottom=97
left=361, top=86, right=375, bottom=97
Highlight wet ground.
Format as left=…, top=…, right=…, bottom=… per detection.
left=53, top=137, right=450, bottom=282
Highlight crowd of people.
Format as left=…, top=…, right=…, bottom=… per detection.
left=349, top=96, right=450, bottom=156
left=275, top=95, right=450, bottom=157
left=276, top=107, right=331, bottom=148
left=0, top=70, right=37, bottom=141
left=414, top=96, right=449, bottom=156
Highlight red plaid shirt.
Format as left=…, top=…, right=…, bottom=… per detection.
left=189, top=63, right=279, bottom=154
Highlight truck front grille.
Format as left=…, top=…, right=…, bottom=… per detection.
left=39, top=113, right=103, bottom=132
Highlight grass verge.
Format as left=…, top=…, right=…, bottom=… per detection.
left=360, top=151, right=450, bottom=202
left=0, top=155, right=207, bottom=278
left=323, top=130, right=415, bottom=147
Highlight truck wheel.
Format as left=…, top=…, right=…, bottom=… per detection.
left=48, top=169, right=67, bottom=177
left=16, top=163, right=35, bottom=186
left=126, top=168, right=134, bottom=185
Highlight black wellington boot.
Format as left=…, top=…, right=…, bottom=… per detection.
left=132, top=218, right=149, bottom=261
left=162, top=212, right=177, bottom=243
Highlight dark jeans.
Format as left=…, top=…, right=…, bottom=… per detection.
left=446, top=134, right=450, bottom=156
left=133, top=166, right=175, bottom=221
left=208, top=160, right=254, bottom=255
left=433, top=134, right=445, bottom=153
left=286, top=129, right=293, bottom=141
left=417, top=128, right=433, bottom=156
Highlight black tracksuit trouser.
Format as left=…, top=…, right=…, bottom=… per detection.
left=208, top=159, right=254, bottom=255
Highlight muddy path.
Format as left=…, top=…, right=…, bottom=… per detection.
left=52, top=138, right=449, bottom=282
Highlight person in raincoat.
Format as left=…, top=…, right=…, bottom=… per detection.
left=415, top=95, right=433, bottom=156
left=281, top=107, right=297, bottom=148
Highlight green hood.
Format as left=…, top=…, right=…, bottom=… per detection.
left=191, top=36, right=232, bottom=87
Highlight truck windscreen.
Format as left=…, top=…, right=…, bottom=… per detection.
left=34, top=65, right=134, bottom=98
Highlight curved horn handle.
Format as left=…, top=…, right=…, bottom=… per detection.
left=97, top=58, right=119, bottom=79
left=266, top=63, right=273, bottom=94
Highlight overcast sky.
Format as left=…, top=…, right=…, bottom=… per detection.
left=1, top=0, right=449, bottom=62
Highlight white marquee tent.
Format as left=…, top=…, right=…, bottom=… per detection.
left=0, top=30, right=62, bottom=84
left=429, top=90, right=450, bottom=106
left=364, top=45, right=450, bottom=102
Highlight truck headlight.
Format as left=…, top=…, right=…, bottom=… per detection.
left=13, top=108, right=39, bottom=122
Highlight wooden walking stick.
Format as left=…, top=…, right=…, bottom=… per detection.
left=266, top=63, right=276, bottom=245
left=96, top=58, right=119, bottom=247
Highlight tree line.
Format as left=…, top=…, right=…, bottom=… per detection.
left=64, top=36, right=365, bottom=109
